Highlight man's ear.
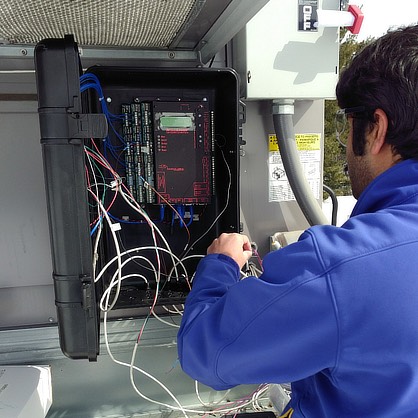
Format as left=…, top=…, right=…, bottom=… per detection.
left=369, top=108, right=389, bottom=155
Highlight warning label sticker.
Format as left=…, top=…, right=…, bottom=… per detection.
left=268, top=133, right=321, bottom=202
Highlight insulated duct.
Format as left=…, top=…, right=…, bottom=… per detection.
left=272, top=99, right=329, bottom=226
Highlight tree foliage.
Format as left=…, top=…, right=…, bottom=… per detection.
left=324, top=31, right=373, bottom=196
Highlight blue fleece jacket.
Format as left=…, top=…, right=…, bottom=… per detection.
left=177, top=159, right=418, bottom=417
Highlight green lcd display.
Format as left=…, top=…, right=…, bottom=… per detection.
left=160, top=115, right=193, bottom=129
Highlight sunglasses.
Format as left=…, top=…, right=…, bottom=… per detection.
left=335, top=106, right=367, bottom=147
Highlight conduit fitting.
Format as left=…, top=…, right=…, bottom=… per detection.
left=272, top=99, right=294, bottom=116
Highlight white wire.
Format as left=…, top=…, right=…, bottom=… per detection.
left=87, top=143, right=268, bottom=416
left=98, top=255, right=155, bottom=310
left=140, top=256, right=208, bottom=326
left=119, top=188, right=173, bottom=279
left=102, top=311, right=188, bottom=417
left=194, top=380, right=208, bottom=407
left=85, top=151, right=106, bottom=279
left=194, top=380, right=232, bottom=408
left=100, top=274, right=149, bottom=311
left=130, top=349, right=267, bottom=415
left=95, top=232, right=267, bottom=415
left=129, top=342, right=189, bottom=418
left=92, top=215, right=103, bottom=279
left=104, top=306, right=268, bottom=415
left=91, top=193, right=123, bottom=312
left=103, top=306, right=269, bottom=415
left=165, top=254, right=205, bottom=286
left=171, top=305, right=183, bottom=316
left=95, top=246, right=190, bottom=284
left=87, top=165, right=161, bottom=311
left=249, top=263, right=263, bottom=276
left=240, top=270, right=249, bottom=279
left=151, top=311, right=180, bottom=328
left=161, top=305, right=180, bottom=314
left=183, top=147, right=232, bottom=258
left=161, top=305, right=184, bottom=315
left=251, top=384, right=269, bottom=411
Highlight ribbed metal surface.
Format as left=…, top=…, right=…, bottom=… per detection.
left=0, top=0, right=198, bottom=47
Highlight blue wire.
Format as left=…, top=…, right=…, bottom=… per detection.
left=186, top=205, right=194, bottom=227
left=80, top=74, right=124, bottom=124
left=80, top=74, right=128, bottom=170
left=178, top=205, right=185, bottom=228
left=171, top=209, right=175, bottom=227
left=90, top=216, right=103, bottom=236
left=108, top=212, right=146, bottom=225
left=182, top=205, right=186, bottom=227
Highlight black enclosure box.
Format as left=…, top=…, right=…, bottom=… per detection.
left=35, top=35, right=241, bottom=360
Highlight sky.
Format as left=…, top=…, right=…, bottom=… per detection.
left=350, top=0, right=418, bottom=41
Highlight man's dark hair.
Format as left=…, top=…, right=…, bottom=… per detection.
left=336, top=25, right=418, bottom=158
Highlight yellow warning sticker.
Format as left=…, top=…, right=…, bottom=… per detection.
left=268, top=132, right=321, bottom=202
left=296, top=133, right=321, bottom=151
left=269, top=134, right=279, bottom=152
left=269, top=133, right=321, bottom=152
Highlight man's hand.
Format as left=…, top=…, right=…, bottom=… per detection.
left=207, top=233, right=253, bottom=269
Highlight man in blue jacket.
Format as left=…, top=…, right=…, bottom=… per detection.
left=177, top=25, right=418, bottom=418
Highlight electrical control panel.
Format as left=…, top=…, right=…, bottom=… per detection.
left=35, top=36, right=241, bottom=359
left=84, top=66, right=240, bottom=312
left=120, top=98, right=214, bottom=205
left=153, top=100, right=213, bottom=205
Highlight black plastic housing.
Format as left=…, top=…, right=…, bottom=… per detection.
left=35, top=35, right=106, bottom=360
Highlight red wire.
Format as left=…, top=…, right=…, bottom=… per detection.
left=85, top=146, right=119, bottom=227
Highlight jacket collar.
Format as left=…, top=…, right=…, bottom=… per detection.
left=351, top=159, right=418, bottom=217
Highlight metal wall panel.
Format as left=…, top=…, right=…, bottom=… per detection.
left=0, top=98, right=56, bottom=327
left=240, top=99, right=325, bottom=256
